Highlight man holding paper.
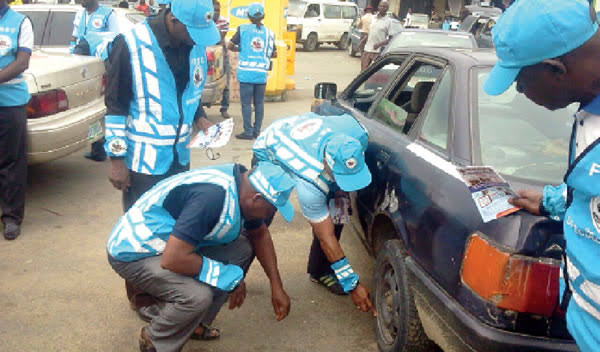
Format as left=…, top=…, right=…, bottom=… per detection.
left=252, top=113, right=376, bottom=315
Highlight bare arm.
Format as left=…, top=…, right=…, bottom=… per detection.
left=247, top=224, right=290, bottom=321
left=161, top=235, right=203, bottom=275
left=0, top=50, right=30, bottom=84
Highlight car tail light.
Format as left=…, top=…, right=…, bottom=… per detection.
left=206, top=49, right=215, bottom=76
left=26, top=89, right=69, bottom=119
left=461, top=233, right=560, bottom=317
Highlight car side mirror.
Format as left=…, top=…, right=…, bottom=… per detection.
left=314, top=82, right=337, bottom=100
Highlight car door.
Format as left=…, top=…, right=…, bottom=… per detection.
left=321, top=4, right=342, bottom=41
left=341, top=5, right=357, bottom=37
left=302, top=3, right=321, bottom=41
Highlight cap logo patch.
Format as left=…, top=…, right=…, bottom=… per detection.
left=345, top=158, right=357, bottom=169
left=205, top=11, right=213, bottom=23
left=290, top=119, right=322, bottom=140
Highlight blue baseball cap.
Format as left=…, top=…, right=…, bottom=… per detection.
left=484, top=0, right=598, bottom=96
left=171, top=0, right=220, bottom=47
left=247, top=2, right=264, bottom=18
left=325, top=134, right=371, bottom=192
left=249, top=162, right=295, bottom=222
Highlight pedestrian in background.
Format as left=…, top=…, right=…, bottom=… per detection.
left=135, top=0, right=150, bottom=16
left=484, top=0, right=600, bottom=350
left=214, top=0, right=231, bottom=119
left=228, top=2, right=276, bottom=140
left=356, top=6, right=373, bottom=53
left=361, top=1, right=399, bottom=70
left=0, top=0, right=33, bottom=240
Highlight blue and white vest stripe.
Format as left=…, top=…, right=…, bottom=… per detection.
left=253, top=112, right=368, bottom=194
left=84, top=31, right=118, bottom=61
left=75, top=6, right=113, bottom=40
left=237, top=23, right=274, bottom=84
left=107, top=164, right=242, bottom=262
left=0, top=8, right=29, bottom=107
left=104, top=22, right=207, bottom=175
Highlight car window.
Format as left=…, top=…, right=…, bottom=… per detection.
left=323, top=5, right=342, bottom=19
left=47, top=11, right=76, bottom=46
left=288, top=1, right=307, bottom=17
left=20, top=11, right=50, bottom=46
left=419, top=69, right=452, bottom=150
left=342, top=6, right=357, bottom=19
left=305, top=4, right=320, bottom=18
left=475, top=68, right=575, bottom=184
left=372, top=61, right=442, bottom=134
left=350, top=62, right=402, bottom=113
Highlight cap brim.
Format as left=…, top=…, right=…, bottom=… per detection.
left=277, top=200, right=294, bottom=222
left=483, top=64, right=521, bottom=96
left=186, top=22, right=220, bottom=47
left=334, top=165, right=372, bottom=192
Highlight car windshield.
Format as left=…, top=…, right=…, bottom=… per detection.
left=387, top=31, right=474, bottom=50
left=474, top=68, right=576, bottom=185
left=288, top=1, right=307, bottom=17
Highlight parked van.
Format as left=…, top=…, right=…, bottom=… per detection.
left=287, top=0, right=358, bottom=51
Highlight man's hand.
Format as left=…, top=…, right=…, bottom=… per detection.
left=228, top=281, right=246, bottom=309
left=195, top=117, right=213, bottom=135
left=109, top=159, right=130, bottom=191
left=509, top=190, right=542, bottom=215
left=351, top=283, right=376, bottom=316
left=271, top=285, right=291, bottom=321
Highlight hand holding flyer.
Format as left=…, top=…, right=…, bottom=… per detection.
left=188, top=119, right=234, bottom=149
left=457, top=166, right=520, bottom=223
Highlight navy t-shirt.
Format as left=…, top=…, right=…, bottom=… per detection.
left=163, top=164, right=263, bottom=247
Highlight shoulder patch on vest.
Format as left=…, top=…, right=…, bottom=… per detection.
left=590, top=197, right=600, bottom=234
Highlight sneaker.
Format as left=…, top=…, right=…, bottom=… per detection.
left=310, top=274, right=348, bottom=295
left=3, top=220, right=20, bottom=240
left=139, top=327, right=156, bottom=352
left=253, top=130, right=260, bottom=138
left=235, top=133, right=254, bottom=140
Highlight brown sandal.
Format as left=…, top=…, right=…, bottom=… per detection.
left=190, top=323, right=221, bottom=340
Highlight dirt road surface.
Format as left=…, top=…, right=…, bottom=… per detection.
left=0, top=49, right=381, bottom=352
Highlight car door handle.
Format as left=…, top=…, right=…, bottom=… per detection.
left=376, top=150, right=390, bottom=169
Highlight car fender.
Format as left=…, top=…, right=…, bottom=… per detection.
left=368, top=208, right=410, bottom=255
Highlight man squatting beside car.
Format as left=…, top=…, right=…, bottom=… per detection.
left=107, top=162, right=296, bottom=351
left=71, top=0, right=120, bottom=162
left=0, top=0, right=32, bottom=240
left=484, top=0, right=600, bottom=350
left=102, top=0, right=218, bottom=307
left=252, top=112, right=376, bottom=314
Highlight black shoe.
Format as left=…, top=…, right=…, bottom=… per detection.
left=84, top=151, right=107, bottom=162
left=235, top=133, right=254, bottom=140
left=220, top=110, right=231, bottom=119
left=3, top=221, right=20, bottom=240
left=253, top=130, right=260, bottom=138
left=310, top=274, right=348, bottom=295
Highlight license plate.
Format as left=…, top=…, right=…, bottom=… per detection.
left=88, top=121, right=103, bottom=140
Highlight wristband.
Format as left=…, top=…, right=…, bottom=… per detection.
left=331, top=257, right=359, bottom=293
left=197, top=257, right=243, bottom=292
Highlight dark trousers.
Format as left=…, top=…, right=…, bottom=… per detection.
left=122, top=162, right=189, bottom=212
left=240, top=82, right=266, bottom=136
left=220, top=53, right=230, bottom=112
left=307, top=224, right=344, bottom=278
left=0, top=105, right=27, bottom=225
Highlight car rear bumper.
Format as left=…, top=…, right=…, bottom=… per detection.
left=201, top=74, right=226, bottom=107
left=405, top=257, right=577, bottom=352
left=27, top=97, right=105, bottom=165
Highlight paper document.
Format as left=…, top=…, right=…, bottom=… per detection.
left=457, top=166, right=520, bottom=223
left=188, top=119, right=234, bottom=149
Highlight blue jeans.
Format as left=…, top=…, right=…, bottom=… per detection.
left=240, top=82, right=266, bottom=136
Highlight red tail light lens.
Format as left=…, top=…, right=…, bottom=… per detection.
left=461, top=233, right=560, bottom=317
left=27, top=89, right=69, bottom=118
left=206, top=49, right=215, bottom=76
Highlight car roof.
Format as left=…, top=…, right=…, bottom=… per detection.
left=400, top=28, right=474, bottom=37
left=386, top=47, right=497, bottom=67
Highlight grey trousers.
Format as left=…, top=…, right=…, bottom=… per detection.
left=108, top=235, right=254, bottom=352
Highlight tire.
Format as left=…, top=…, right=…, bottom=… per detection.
left=338, top=33, right=349, bottom=50
left=373, top=240, right=436, bottom=352
left=304, top=33, right=319, bottom=52
left=348, top=39, right=357, bottom=57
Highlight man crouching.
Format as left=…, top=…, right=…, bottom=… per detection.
left=106, top=162, right=295, bottom=352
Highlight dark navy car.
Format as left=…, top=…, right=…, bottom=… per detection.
left=314, top=48, right=578, bottom=351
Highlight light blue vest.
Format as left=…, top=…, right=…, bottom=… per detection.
left=105, top=22, right=207, bottom=175
left=0, top=8, right=29, bottom=107
left=75, top=5, right=113, bottom=40
left=107, top=164, right=242, bottom=262
left=560, top=125, right=600, bottom=351
left=237, top=23, right=274, bottom=84
left=252, top=112, right=368, bottom=194
left=83, top=31, right=118, bottom=61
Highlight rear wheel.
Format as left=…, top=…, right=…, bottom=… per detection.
left=337, top=33, right=349, bottom=50
left=304, top=33, right=319, bottom=51
left=374, top=240, right=437, bottom=352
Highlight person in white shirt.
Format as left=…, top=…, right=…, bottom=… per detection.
left=361, top=1, right=399, bottom=70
